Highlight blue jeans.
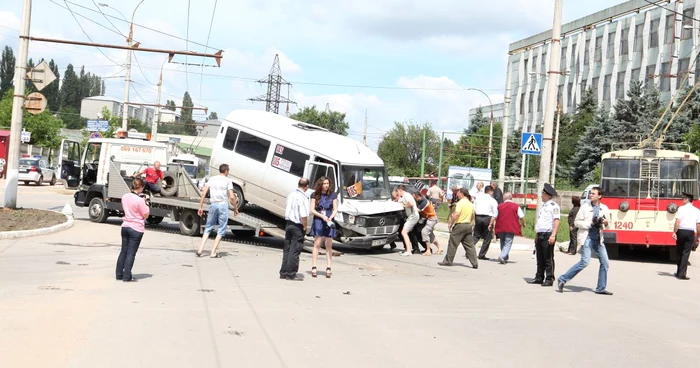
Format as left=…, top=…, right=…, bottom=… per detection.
left=204, top=202, right=229, bottom=236
left=499, top=233, right=514, bottom=261
left=558, top=237, right=610, bottom=292
left=116, top=226, right=144, bottom=281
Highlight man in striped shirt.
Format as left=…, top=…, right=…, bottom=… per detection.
left=279, top=178, right=311, bottom=281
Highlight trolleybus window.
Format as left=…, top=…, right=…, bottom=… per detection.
left=658, top=159, right=698, bottom=198
left=601, top=159, right=639, bottom=197
left=602, top=158, right=698, bottom=198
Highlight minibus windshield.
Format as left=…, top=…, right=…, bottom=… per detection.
left=340, top=165, right=391, bottom=200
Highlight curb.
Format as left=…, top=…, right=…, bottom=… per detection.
left=0, top=213, right=74, bottom=240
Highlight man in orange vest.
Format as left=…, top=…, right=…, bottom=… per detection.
left=494, top=192, right=525, bottom=264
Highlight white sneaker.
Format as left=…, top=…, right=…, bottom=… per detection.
left=400, top=251, right=411, bottom=256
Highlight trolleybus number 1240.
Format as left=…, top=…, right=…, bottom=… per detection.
left=613, top=221, right=634, bottom=230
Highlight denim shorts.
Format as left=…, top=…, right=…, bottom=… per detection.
left=204, top=201, right=229, bottom=236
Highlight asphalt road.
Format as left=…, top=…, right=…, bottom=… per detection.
left=1, top=182, right=699, bottom=368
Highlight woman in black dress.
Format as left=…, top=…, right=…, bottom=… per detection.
left=567, top=196, right=581, bottom=255
left=310, top=176, right=338, bottom=278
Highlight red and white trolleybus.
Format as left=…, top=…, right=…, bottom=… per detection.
left=599, top=147, right=700, bottom=258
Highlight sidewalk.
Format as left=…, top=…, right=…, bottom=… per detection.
left=433, top=222, right=567, bottom=251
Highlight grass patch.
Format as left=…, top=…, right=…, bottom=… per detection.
left=437, top=203, right=571, bottom=242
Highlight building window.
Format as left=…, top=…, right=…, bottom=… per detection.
left=537, top=89, right=544, bottom=112
left=581, top=80, right=588, bottom=96
left=528, top=91, right=534, bottom=113
left=631, top=68, right=641, bottom=83
left=560, top=46, right=567, bottom=69
left=634, top=24, right=643, bottom=52
left=520, top=93, right=525, bottom=114
left=557, top=85, right=563, bottom=106
left=584, top=40, right=590, bottom=65
left=595, top=36, right=603, bottom=62
left=620, top=28, right=629, bottom=55
left=607, top=32, right=616, bottom=58
left=567, top=82, right=574, bottom=106
left=682, top=9, right=694, bottom=39
left=532, top=55, right=538, bottom=73
left=523, top=59, right=529, bottom=84
left=665, top=14, right=675, bottom=44
left=660, top=62, right=671, bottom=92
left=540, top=53, right=547, bottom=72
left=592, top=77, right=600, bottom=96
left=234, top=131, right=271, bottom=163
left=678, top=57, right=690, bottom=89
left=650, top=19, right=659, bottom=48
left=646, top=64, right=657, bottom=91
left=222, top=127, right=239, bottom=151
left=603, top=74, right=612, bottom=103
left=270, top=144, right=309, bottom=178
left=616, top=71, right=626, bottom=100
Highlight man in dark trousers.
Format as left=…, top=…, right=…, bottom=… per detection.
left=279, top=178, right=310, bottom=281
left=528, top=183, right=560, bottom=287
left=490, top=181, right=504, bottom=241
left=671, top=192, right=700, bottom=280
left=474, top=186, right=499, bottom=260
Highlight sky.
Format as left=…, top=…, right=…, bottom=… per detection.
left=0, top=0, right=623, bottom=149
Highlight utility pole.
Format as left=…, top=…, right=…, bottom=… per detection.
left=437, top=132, right=445, bottom=188
left=363, top=109, right=368, bottom=146
left=536, top=0, right=563, bottom=216
left=4, top=0, right=31, bottom=209
left=121, top=0, right=145, bottom=131
left=486, top=104, right=495, bottom=170
left=551, top=96, right=562, bottom=185
left=498, top=62, right=513, bottom=190
left=420, top=127, right=427, bottom=176
left=152, top=70, right=163, bottom=142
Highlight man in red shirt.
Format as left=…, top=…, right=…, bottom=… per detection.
left=134, top=161, right=164, bottom=195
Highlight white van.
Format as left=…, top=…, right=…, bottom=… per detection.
left=210, top=109, right=405, bottom=248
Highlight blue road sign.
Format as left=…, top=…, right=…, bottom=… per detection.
left=521, top=132, right=543, bottom=155
left=89, top=132, right=103, bottom=139
left=86, top=119, right=109, bottom=132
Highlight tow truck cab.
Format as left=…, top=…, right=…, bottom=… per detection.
left=59, top=137, right=169, bottom=223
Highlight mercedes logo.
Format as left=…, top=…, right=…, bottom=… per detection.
left=379, top=218, right=386, bottom=226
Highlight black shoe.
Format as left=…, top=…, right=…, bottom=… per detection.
left=595, top=290, right=613, bottom=295
left=557, top=280, right=565, bottom=293
left=541, top=280, right=554, bottom=287
left=674, top=273, right=678, bottom=277
left=477, top=256, right=490, bottom=260
left=472, top=265, right=478, bottom=269
left=437, top=261, right=452, bottom=266
left=677, top=276, right=690, bottom=280
left=527, top=278, right=544, bottom=284
left=286, top=275, right=304, bottom=281
left=389, top=243, right=397, bottom=250
left=123, top=277, right=137, bottom=282
left=116, top=276, right=123, bottom=281
left=279, top=275, right=286, bottom=279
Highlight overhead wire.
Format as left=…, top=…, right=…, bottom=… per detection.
left=91, top=0, right=126, bottom=38
left=185, top=0, right=191, bottom=92
left=200, top=0, right=218, bottom=102
left=132, top=52, right=155, bottom=86
left=61, top=1, right=123, bottom=67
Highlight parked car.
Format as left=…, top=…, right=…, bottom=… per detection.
left=18, top=158, right=57, bottom=185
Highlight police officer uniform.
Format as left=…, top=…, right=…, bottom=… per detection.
left=529, top=183, right=561, bottom=286
left=674, top=192, right=699, bottom=280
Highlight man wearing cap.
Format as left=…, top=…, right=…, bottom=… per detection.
left=557, top=187, right=613, bottom=295
left=671, top=191, right=700, bottom=280
left=528, top=183, right=561, bottom=287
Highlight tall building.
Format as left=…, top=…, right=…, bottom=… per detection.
left=80, top=96, right=154, bottom=126
left=505, top=0, right=698, bottom=133
left=468, top=102, right=505, bottom=129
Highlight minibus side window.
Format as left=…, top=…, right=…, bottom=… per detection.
left=235, top=131, right=270, bottom=163
left=222, top=127, right=239, bottom=151
left=271, top=144, right=309, bottom=177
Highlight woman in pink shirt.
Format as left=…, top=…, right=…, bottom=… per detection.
left=116, top=177, right=150, bottom=282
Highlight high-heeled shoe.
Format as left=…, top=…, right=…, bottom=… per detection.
left=326, top=267, right=332, bottom=278
left=311, top=266, right=317, bottom=278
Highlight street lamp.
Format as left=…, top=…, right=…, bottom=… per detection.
left=152, top=55, right=173, bottom=142
left=465, top=88, right=495, bottom=170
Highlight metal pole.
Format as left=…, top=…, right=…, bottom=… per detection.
left=420, top=127, right=427, bottom=176
left=536, top=0, right=563, bottom=216
left=524, top=154, right=530, bottom=214
left=498, top=60, right=513, bottom=188
left=121, top=0, right=144, bottom=131
left=3, top=0, right=32, bottom=209
left=551, top=97, right=562, bottom=185
left=487, top=105, right=494, bottom=170
left=363, top=109, right=368, bottom=146
left=437, top=131, right=445, bottom=188
left=152, top=71, right=163, bottom=142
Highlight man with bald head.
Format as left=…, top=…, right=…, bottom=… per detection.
left=135, top=161, right=164, bottom=195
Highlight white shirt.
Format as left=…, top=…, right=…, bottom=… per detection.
left=502, top=200, right=525, bottom=219
left=470, top=188, right=484, bottom=200
left=675, top=203, right=700, bottom=231
left=400, top=192, right=419, bottom=218
left=206, top=175, right=233, bottom=203
left=285, top=188, right=310, bottom=224
left=474, top=194, right=499, bottom=217
left=535, top=199, right=561, bottom=233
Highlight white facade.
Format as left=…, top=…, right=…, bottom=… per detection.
left=468, top=103, right=505, bottom=130
left=158, top=110, right=181, bottom=123
left=80, top=96, right=154, bottom=125
left=506, top=0, right=699, bottom=133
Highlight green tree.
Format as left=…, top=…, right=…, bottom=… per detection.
left=659, top=85, right=700, bottom=146
left=448, top=123, right=522, bottom=178
left=165, top=100, right=176, bottom=111
left=25, top=58, right=37, bottom=94
left=377, top=121, right=440, bottom=176
left=57, top=106, right=87, bottom=130
left=568, top=106, right=614, bottom=185
left=0, top=88, right=12, bottom=127
left=180, top=91, right=196, bottom=135
left=467, top=106, right=490, bottom=135
left=289, top=105, right=350, bottom=136
left=60, top=64, right=81, bottom=110
left=24, top=110, right=65, bottom=148
left=0, top=46, right=15, bottom=97
left=43, top=59, right=61, bottom=111
left=611, top=81, right=662, bottom=145
left=208, top=111, right=219, bottom=120
left=558, top=89, right=597, bottom=171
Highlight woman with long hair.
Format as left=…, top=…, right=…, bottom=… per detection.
left=116, top=177, right=150, bottom=282
left=309, top=176, right=338, bottom=278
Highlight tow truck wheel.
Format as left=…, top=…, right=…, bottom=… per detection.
left=161, top=174, right=178, bottom=197
left=179, top=210, right=201, bottom=236
left=147, top=216, right=164, bottom=225
left=229, top=185, right=246, bottom=212
left=88, top=197, right=109, bottom=223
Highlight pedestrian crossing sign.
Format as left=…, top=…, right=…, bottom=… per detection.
left=521, top=132, right=542, bottom=155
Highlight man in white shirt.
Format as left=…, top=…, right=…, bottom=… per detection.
left=197, top=164, right=238, bottom=258
left=474, top=186, right=499, bottom=260
left=397, top=185, right=420, bottom=256
left=428, top=183, right=443, bottom=210
left=672, top=191, right=700, bottom=280
left=470, top=181, right=485, bottom=200
left=279, top=178, right=311, bottom=281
